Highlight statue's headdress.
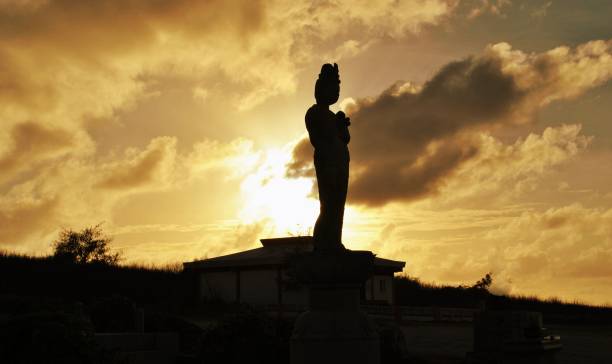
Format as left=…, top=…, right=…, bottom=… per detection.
left=318, top=63, right=340, bottom=84
left=315, top=63, right=340, bottom=104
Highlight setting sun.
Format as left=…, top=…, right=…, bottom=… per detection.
left=239, top=146, right=319, bottom=236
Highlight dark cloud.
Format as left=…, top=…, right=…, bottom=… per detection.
left=0, top=198, right=58, bottom=245
left=285, top=137, right=315, bottom=178
left=0, top=0, right=265, bottom=108
left=349, top=138, right=480, bottom=205
left=0, top=1, right=263, bottom=49
left=287, top=40, right=612, bottom=206
left=97, top=148, right=165, bottom=190
left=97, top=137, right=176, bottom=190
left=0, top=122, right=73, bottom=183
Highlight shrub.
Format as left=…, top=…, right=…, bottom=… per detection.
left=53, top=225, right=121, bottom=265
left=88, top=295, right=136, bottom=333
left=0, top=312, right=117, bottom=364
left=197, top=310, right=290, bottom=364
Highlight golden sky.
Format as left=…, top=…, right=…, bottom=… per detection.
left=1, top=0, right=612, bottom=305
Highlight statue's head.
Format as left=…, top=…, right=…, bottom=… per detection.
left=315, top=63, right=340, bottom=106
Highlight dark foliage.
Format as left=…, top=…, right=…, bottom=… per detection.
left=53, top=225, right=121, bottom=265
left=394, top=275, right=487, bottom=308
left=89, top=295, right=136, bottom=333
left=0, top=294, right=84, bottom=317
left=471, top=272, right=493, bottom=290
left=393, top=275, right=612, bottom=324
left=0, top=311, right=118, bottom=364
left=197, top=310, right=292, bottom=364
left=0, top=251, right=186, bottom=308
left=486, top=294, right=612, bottom=324
left=144, top=312, right=204, bottom=355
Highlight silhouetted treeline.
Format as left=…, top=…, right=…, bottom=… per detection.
left=394, top=275, right=612, bottom=324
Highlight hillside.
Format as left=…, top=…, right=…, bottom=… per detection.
left=1, top=251, right=611, bottom=324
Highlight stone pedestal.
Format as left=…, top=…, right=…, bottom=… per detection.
left=289, top=250, right=380, bottom=364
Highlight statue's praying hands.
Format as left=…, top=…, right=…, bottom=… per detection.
left=336, top=111, right=350, bottom=145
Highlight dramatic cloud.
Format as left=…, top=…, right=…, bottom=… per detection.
left=0, top=122, right=74, bottom=183
left=466, top=0, right=512, bottom=19
left=97, top=137, right=177, bottom=190
left=364, top=200, right=612, bottom=304
left=478, top=203, right=612, bottom=304
left=0, top=197, right=58, bottom=246
left=0, top=0, right=263, bottom=118
left=0, top=0, right=456, bottom=128
left=440, top=124, right=591, bottom=203
left=287, top=40, right=612, bottom=206
left=0, top=134, right=258, bottom=250
left=0, top=0, right=460, bottom=248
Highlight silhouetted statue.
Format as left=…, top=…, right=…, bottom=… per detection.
left=306, top=63, right=351, bottom=251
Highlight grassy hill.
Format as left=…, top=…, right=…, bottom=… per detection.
left=0, top=251, right=186, bottom=309
left=394, top=275, right=612, bottom=324
left=1, top=250, right=611, bottom=324
left=1, top=250, right=611, bottom=363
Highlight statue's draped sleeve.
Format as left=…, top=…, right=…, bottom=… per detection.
left=305, top=106, right=323, bottom=150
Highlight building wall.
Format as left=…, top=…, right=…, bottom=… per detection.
left=199, top=269, right=284, bottom=305
left=200, top=271, right=237, bottom=302
left=280, top=269, right=308, bottom=307
left=199, top=269, right=394, bottom=306
left=365, top=275, right=393, bottom=304
left=240, top=269, right=278, bottom=305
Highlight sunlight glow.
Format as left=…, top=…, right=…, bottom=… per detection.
left=236, top=142, right=377, bottom=247
left=239, top=146, right=319, bottom=236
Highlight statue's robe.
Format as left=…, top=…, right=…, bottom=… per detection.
left=305, top=104, right=350, bottom=250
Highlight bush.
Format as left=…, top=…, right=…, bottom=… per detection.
left=0, top=312, right=117, bottom=364
left=53, top=225, right=121, bottom=265
left=472, top=272, right=493, bottom=291
left=89, top=295, right=136, bottom=333
left=197, top=311, right=290, bottom=364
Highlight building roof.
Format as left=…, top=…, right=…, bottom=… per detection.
left=183, top=236, right=405, bottom=273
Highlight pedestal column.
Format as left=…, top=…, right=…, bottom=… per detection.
left=290, top=250, right=380, bottom=364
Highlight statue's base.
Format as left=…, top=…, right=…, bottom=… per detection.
left=289, top=250, right=380, bottom=364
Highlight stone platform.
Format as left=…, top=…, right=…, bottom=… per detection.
left=289, top=249, right=380, bottom=364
